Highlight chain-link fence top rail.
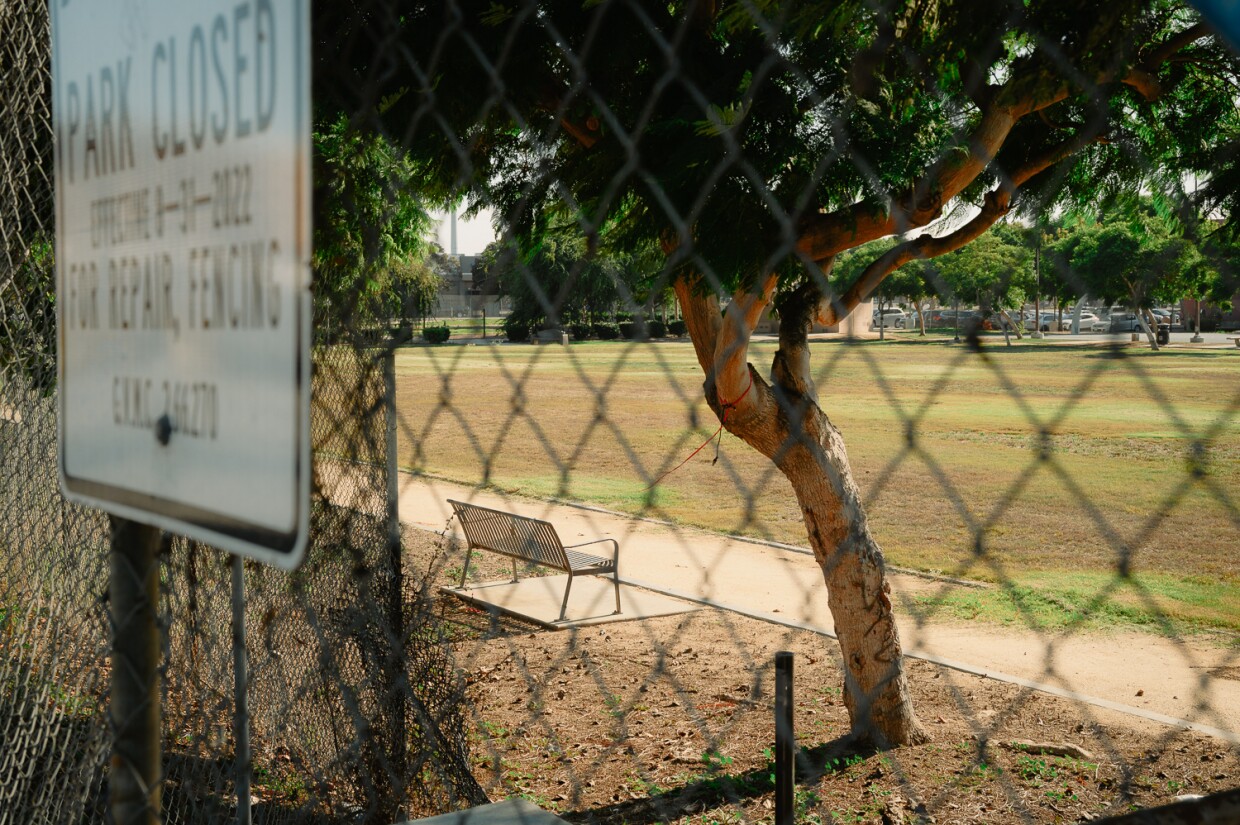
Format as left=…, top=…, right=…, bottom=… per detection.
left=322, top=0, right=1238, bottom=823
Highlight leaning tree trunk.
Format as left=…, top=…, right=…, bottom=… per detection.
left=675, top=277, right=927, bottom=747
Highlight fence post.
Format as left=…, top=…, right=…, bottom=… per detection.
left=775, top=651, right=794, bottom=825
left=109, top=516, right=162, bottom=825
left=384, top=347, right=408, bottom=816
left=231, top=554, right=252, bottom=825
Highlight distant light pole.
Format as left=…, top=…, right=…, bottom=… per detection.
left=953, top=297, right=961, bottom=343
left=1031, top=234, right=1044, bottom=339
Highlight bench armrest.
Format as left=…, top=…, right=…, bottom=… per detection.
left=562, top=537, right=619, bottom=564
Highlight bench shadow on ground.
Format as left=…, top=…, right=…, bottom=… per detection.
left=435, top=588, right=547, bottom=642
left=441, top=576, right=699, bottom=631
left=557, top=738, right=887, bottom=825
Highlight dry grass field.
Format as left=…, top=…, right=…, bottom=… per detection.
left=392, top=336, right=1240, bottom=632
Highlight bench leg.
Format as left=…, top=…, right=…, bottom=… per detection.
left=558, top=574, right=573, bottom=622
left=613, top=571, right=621, bottom=615
left=512, top=558, right=519, bottom=583
left=460, top=548, right=473, bottom=589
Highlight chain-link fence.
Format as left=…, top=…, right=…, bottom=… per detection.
left=4, top=0, right=1240, bottom=824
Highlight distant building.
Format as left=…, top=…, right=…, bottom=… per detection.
left=437, top=254, right=477, bottom=298
left=1180, top=292, right=1240, bottom=332
left=434, top=253, right=505, bottom=316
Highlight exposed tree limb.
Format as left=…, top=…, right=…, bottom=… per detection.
left=796, top=23, right=1213, bottom=263
left=1125, top=22, right=1215, bottom=101
left=713, top=273, right=778, bottom=420
left=818, top=125, right=1107, bottom=326
left=796, top=107, right=1018, bottom=260
left=820, top=191, right=1011, bottom=328
left=1122, top=68, right=1162, bottom=100
left=559, top=118, right=598, bottom=148
left=1142, top=22, right=1212, bottom=71
left=771, top=281, right=820, bottom=399
left=672, top=275, right=722, bottom=376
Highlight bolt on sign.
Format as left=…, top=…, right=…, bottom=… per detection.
left=52, top=0, right=311, bottom=568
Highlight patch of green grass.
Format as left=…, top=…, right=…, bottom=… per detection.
left=1012, top=752, right=1097, bottom=804
left=700, top=749, right=734, bottom=771
left=446, top=560, right=479, bottom=583
left=487, top=474, right=679, bottom=511
left=252, top=765, right=309, bottom=803
left=604, top=693, right=624, bottom=718
left=913, top=570, right=1240, bottom=633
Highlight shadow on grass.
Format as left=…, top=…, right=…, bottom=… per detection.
left=558, top=737, right=882, bottom=825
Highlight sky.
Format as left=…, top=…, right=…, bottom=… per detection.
left=432, top=209, right=497, bottom=257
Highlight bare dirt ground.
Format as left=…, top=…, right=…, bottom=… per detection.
left=408, top=529, right=1240, bottom=825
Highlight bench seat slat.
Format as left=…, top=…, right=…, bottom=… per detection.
left=564, top=548, right=613, bottom=572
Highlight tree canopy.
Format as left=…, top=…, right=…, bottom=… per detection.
left=312, top=114, right=442, bottom=334
left=318, top=0, right=1237, bottom=317
left=1050, top=194, right=1238, bottom=320
left=486, top=229, right=662, bottom=332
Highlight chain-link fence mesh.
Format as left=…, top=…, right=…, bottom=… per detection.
left=3, top=0, right=1240, bottom=824
left=1, top=2, right=481, bottom=822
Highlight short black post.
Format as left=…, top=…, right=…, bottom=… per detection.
left=109, top=516, right=162, bottom=825
left=775, top=651, right=794, bottom=825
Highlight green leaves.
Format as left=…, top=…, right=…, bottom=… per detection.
left=1052, top=196, right=1202, bottom=309
left=313, top=0, right=1237, bottom=313
left=312, top=114, right=438, bottom=333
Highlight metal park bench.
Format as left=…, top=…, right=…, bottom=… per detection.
left=448, top=500, right=620, bottom=621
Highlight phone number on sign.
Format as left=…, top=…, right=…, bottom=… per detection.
left=113, top=377, right=219, bottom=440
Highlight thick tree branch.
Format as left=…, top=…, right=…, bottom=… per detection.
left=559, top=118, right=598, bottom=148
left=772, top=281, right=820, bottom=400
left=820, top=193, right=1010, bottom=328
left=796, top=23, right=1213, bottom=263
left=1124, top=22, right=1215, bottom=101
left=672, top=276, right=722, bottom=376
left=796, top=107, right=1018, bottom=261
left=1143, top=22, right=1212, bottom=71
left=819, top=126, right=1105, bottom=326
left=1122, top=68, right=1162, bottom=100
left=713, top=273, right=778, bottom=421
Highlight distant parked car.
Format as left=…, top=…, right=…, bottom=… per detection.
left=871, top=309, right=907, bottom=330
left=1030, top=313, right=1059, bottom=332
left=1109, top=312, right=1143, bottom=333
left=1061, top=312, right=1107, bottom=332
left=986, top=312, right=1020, bottom=330
left=935, top=309, right=981, bottom=325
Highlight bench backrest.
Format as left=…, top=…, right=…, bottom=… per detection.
left=449, top=500, right=569, bottom=570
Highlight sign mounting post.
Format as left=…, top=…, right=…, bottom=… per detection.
left=52, top=0, right=312, bottom=568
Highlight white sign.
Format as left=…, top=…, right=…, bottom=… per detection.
left=52, top=0, right=311, bottom=568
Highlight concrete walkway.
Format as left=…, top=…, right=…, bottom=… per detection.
left=398, top=472, right=1240, bottom=742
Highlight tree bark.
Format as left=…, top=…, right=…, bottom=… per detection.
left=673, top=276, right=927, bottom=747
